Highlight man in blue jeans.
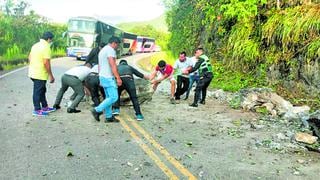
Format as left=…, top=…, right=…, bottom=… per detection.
left=91, top=36, right=122, bottom=122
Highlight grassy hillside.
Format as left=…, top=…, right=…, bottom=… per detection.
left=117, top=15, right=168, bottom=32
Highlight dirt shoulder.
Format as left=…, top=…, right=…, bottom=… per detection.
left=136, top=54, right=320, bottom=179
left=138, top=89, right=320, bottom=178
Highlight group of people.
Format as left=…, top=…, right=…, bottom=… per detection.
left=28, top=33, right=148, bottom=122
left=150, top=48, right=213, bottom=107
left=28, top=32, right=213, bottom=122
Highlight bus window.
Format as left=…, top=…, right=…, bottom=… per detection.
left=142, top=39, right=146, bottom=46
left=68, top=20, right=96, bottom=33
left=71, top=39, right=77, bottom=47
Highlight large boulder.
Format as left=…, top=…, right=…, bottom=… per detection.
left=235, top=88, right=310, bottom=119
left=119, top=78, right=153, bottom=105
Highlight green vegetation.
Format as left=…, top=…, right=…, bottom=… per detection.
left=138, top=52, right=175, bottom=73
left=164, top=0, right=320, bottom=108
left=255, top=106, right=269, bottom=115
left=149, top=52, right=175, bottom=67
left=118, top=15, right=168, bottom=32
left=0, top=0, right=67, bottom=70
left=211, top=62, right=267, bottom=92
left=117, top=14, right=170, bottom=52
left=229, top=94, right=242, bottom=109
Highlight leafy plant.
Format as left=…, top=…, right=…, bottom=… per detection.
left=0, top=3, right=67, bottom=69
left=229, top=94, right=242, bottom=109
left=255, top=106, right=269, bottom=115
left=165, top=0, right=320, bottom=109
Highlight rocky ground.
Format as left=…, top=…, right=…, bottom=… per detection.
left=0, top=54, right=319, bottom=179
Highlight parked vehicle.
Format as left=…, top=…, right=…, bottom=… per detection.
left=66, top=16, right=144, bottom=60
left=136, top=36, right=156, bottom=53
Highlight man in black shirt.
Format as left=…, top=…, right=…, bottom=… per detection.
left=84, top=65, right=105, bottom=107
left=85, top=43, right=106, bottom=66
left=113, top=59, right=149, bottom=120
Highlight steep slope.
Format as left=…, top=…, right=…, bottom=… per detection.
left=117, top=15, right=167, bottom=32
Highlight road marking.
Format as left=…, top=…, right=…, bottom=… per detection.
left=0, top=66, right=28, bottom=79
left=118, top=116, right=179, bottom=179
left=122, top=114, right=197, bottom=180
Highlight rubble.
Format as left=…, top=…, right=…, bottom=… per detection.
left=210, top=88, right=320, bottom=152
left=295, top=132, right=318, bottom=145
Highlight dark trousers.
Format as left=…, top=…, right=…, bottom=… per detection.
left=85, top=75, right=105, bottom=106
left=193, top=72, right=213, bottom=104
left=113, top=77, right=141, bottom=115
left=54, top=74, right=84, bottom=109
left=31, top=78, right=48, bottom=111
left=175, top=75, right=190, bottom=100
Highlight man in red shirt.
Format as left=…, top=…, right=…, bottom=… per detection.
left=150, top=60, right=176, bottom=104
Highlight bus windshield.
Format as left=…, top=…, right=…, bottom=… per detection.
left=68, top=20, right=96, bottom=33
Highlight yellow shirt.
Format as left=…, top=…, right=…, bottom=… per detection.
left=28, top=39, right=51, bottom=80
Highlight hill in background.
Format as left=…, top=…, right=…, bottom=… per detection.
left=117, top=14, right=168, bottom=33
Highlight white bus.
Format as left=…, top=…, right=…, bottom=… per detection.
left=136, top=36, right=156, bottom=53
left=66, top=17, right=136, bottom=60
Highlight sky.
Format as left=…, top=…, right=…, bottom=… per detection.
left=24, top=0, right=165, bottom=24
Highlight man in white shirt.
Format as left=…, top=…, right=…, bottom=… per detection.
left=91, top=36, right=122, bottom=122
left=173, top=51, right=193, bottom=100
left=185, top=51, right=200, bottom=100
left=53, top=63, right=92, bottom=113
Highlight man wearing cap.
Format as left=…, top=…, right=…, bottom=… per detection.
left=149, top=60, right=176, bottom=104
left=112, top=59, right=149, bottom=120
left=53, top=63, right=92, bottom=113
left=91, top=36, right=122, bottom=122
left=28, top=31, right=56, bottom=116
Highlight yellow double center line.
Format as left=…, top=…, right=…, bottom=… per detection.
left=118, top=113, right=197, bottom=179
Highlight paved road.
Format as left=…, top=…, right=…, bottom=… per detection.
left=0, top=54, right=199, bottom=180
left=0, top=55, right=163, bottom=179
left=1, top=55, right=320, bottom=180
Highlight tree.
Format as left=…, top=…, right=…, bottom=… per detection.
left=2, top=0, right=29, bottom=16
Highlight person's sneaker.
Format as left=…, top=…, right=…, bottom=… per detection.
left=170, top=98, right=176, bottom=104
left=53, top=104, right=61, bottom=110
left=41, top=107, right=56, bottom=113
left=105, top=116, right=120, bottom=123
left=32, top=110, right=49, bottom=117
left=189, top=103, right=198, bottom=107
left=136, top=114, right=144, bottom=121
left=67, top=108, right=81, bottom=113
left=91, top=109, right=101, bottom=121
left=112, top=108, right=120, bottom=115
